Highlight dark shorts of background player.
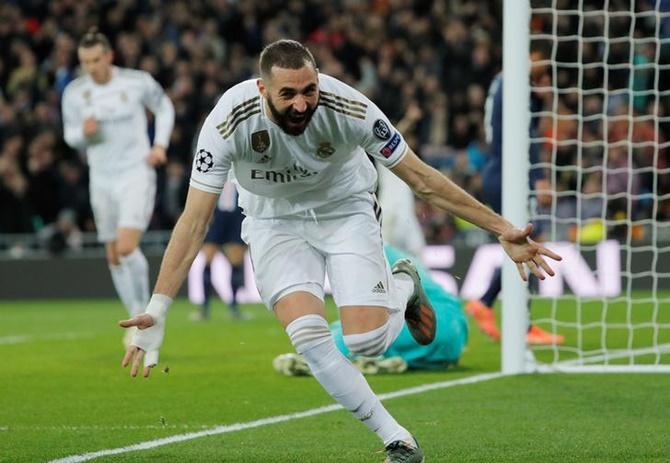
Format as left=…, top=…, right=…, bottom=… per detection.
left=481, top=170, right=544, bottom=239
left=204, top=207, right=246, bottom=246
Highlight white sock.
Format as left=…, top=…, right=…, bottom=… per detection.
left=286, top=314, right=412, bottom=445
left=109, top=263, right=139, bottom=317
left=120, top=248, right=150, bottom=311
left=385, top=272, right=415, bottom=341
left=392, top=272, right=414, bottom=311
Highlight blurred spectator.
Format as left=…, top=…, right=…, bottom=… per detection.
left=0, top=0, right=668, bottom=249
left=0, top=148, right=33, bottom=234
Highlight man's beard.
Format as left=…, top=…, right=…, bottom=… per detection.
left=266, top=96, right=316, bottom=136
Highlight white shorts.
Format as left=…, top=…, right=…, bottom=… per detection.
left=241, top=196, right=399, bottom=310
left=90, top=167, right=156, bottom=243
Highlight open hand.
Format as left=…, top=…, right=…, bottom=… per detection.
left=119, top=313, right=163, bottom=378
left=498, top=223, right=562, bottom=281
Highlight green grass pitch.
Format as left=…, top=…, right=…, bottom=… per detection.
left=1, top=297, right=669, bottom=462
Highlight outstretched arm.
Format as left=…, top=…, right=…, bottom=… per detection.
left=153, top=186, right=219, bottom=298
left=391, top=147, right=561, bottom=280
left=120, top=186, right=219, bottom=377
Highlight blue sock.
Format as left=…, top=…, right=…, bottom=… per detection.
left=230, top=264, right=244, bottom=313
left=202, top=264, right=212, bottom=318
left=480, top=267, right=502, bottom=308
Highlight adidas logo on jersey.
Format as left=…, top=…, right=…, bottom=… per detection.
left=372, top=281, right=386, bottom=294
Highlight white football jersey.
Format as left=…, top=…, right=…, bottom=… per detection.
left=190, top=73, right=407, bottom=218
left=62, top=66, right=174, bottom=181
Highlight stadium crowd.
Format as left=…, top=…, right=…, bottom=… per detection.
left=0, top=0, right=668, bottom=253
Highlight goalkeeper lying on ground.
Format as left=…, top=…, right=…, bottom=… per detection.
left=274, top=244, right=468, bottom=375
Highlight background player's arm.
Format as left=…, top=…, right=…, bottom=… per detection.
left=392, top=147, right=561, bottom=279
left=142, top=73, right=175, bottom=165
left=62, top=89, right=94, bottom=149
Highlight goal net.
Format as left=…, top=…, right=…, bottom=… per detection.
left=505, top=0, right=670, bottom=372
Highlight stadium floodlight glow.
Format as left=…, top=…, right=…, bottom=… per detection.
left=503, top=0, right=670, bottom=373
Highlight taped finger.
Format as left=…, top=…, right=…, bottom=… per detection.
left=144, top=349, right=159, bottom=368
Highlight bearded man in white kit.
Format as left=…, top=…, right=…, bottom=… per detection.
left=119, top=40, right=560, bottom=462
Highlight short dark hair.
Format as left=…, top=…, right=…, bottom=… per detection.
left=78, top=27, right=111, bottom=50
left=259, top=39, right=317, bottom=78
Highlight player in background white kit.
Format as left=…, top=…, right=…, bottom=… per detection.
left=376, top=102, right=427, bottom=259
left=376, top=163, right=426, bottom=259
left=62, top=29, right=175, bottom=346
left=119, top=40, right=561, bottom=462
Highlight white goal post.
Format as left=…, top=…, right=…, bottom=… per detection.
left=502, top=0, right=670, bottom=373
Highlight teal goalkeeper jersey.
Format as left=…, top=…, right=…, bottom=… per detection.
left=331, top=245, right=469, bottom=370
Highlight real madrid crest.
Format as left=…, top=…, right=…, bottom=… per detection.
left=316, top=141, right=335, bottom=159
left=251, top=130, right=270, bottom=153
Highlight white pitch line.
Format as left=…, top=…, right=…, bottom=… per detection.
left=0, top=424, right=214, bottom=432
left=0, top=335, right=29, bottom=344
left=48, top=371, right=504, bottom=463
left=0, top=332, right=92, bottom=345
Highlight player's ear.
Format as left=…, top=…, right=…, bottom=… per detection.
left=257, top=78, right=268, bottom=98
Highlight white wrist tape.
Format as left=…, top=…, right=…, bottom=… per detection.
left=145, top=294, right=173, bottom=320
